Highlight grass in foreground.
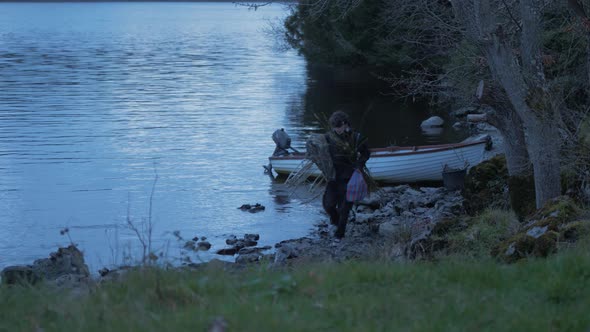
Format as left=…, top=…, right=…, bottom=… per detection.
left=1, top=245, right=590, bottom=332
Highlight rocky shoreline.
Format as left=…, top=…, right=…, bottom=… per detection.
left=1, top=111, right=506, bottom=288
left=0, top=183, right=471, bottom=289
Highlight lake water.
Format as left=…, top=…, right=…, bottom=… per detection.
left=0, top=2, right=465, bottom=271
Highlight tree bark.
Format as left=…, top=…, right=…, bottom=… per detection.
left=452, top=0, right=563, bottom=208
left=487, top=110, right=531, bottom=177
left=478, top=80, right=532, bottom=177
left=483, top=35, right=562, bottom=208
left=526, top=119, right=563, bottom=207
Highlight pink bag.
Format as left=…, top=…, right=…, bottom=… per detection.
left=346, top=169, right=368, bottom=202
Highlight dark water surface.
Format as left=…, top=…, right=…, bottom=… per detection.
left=0, top=2, right=463, bottom=271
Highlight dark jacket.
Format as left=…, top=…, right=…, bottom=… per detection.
left=325, top=130, right=370, bottom=181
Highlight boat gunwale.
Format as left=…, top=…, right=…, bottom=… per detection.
left=269, top=139, right=487, bottom=161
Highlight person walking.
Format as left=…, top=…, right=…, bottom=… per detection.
left=322, top=111, right=370, bottom=239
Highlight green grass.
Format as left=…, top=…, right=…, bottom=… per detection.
left=446, top=209, right=520, bottom=258
left=2, top=246, right=590, bottom=332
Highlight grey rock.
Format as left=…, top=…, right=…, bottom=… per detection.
left=235, top=253, right=261, bottom=264
left=208, top=316, right=228, bottom=332
left=353, top=212, right=375, bottom=224
left=197, top=241, right=212, bottom=251
left=98, top=267, right=110, bottom=277
left=48, top=273, right=91, bottom=290
left=420, top=116, right=444, bottom=128
left=244, top=233, right=260, bottom=242
left=505, top=243, right=516, bottom=256
left=413, top=207, right=429, bottom=215
left=226, top=235, right=238, bottom=245
left=527, top=226, right=548, bottom=239
left=216, top=248, right=238, bottom=256
left=358, top=196, right=382, bottom=209
left=273, top=240, right=310, bottom=264
left=238, top=246, right=272, bottom=255
left=235, top=239, right=257, bottom=249
left=1, top=265, right=39, bottom=285
left=184, top=241, right=196, bottom=250
left=238, top=203, right=265, bottom=213
left=378, top=221, right=399, bottom=237
left=32, top=245, right=89, bottom=280
left=401, top=211, right=415, bottom=218
left=2, top=245, right=90, bottom=287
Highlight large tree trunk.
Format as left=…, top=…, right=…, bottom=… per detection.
left=483, top=35, right=562, bottom=208
left=478, top=81, right=536, bottom=216
left=526, top=119, right=563, bottom=206
left=489, top=112, right=530, bottom=176
left=452, top=0, right=563, bottom=208
left=478, top=81, right=531, bottom=177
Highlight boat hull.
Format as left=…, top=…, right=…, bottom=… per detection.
left=269, top=138, right=489, bottom=183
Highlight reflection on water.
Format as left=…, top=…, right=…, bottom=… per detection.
left=0, top=2, right=466, bottom=271
left=284, top=64, right=467, bottom=150
left=421, top=127, right=445, bottom=139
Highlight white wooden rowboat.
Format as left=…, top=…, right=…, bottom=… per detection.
left=268, top=135, right=491, bottom=183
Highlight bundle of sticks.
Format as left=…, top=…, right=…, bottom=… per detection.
left=285, top=133, right=333, bottom=190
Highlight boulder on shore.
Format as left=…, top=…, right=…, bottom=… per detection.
left=1, top=245, right=90, bottom=287
left=420, top=116, right=444, bottom=128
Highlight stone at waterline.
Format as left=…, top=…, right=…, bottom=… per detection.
left=244, top=233, right=260, bottom=242
left=1, top=266, right=39, bottom=285
left=273, top=239, right=311, bottom=264
left=32, top=245, right=90, bottom=280
left=98, top=267, right=110, bottom=277
left=216, top=248, right=238, bottom=256
left=420, top=116, right=444, bottom=128
left=184, top=240, right=196, bottom=250
left=238, top=203, right=265, bottom=213
left=238, top=245, right=272, bottom=255
left=197, top=241, right=212, bottom=251
left=1, top=245, right=90, bottom=286
left=216, top=235, right=259, bottom=255
left=226, top=235, right=238, bottom=245
left=237, top=239, right=258, bottom=248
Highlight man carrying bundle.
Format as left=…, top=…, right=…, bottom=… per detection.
left=322, top=111, right=370, bottom=239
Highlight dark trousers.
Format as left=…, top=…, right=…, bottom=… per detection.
left=322, top=180, right=353, bottom=238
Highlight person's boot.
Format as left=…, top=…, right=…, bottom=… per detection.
left=329, top=211, right=339, bottom=226
left=334, top=219, right=346, bottom=239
